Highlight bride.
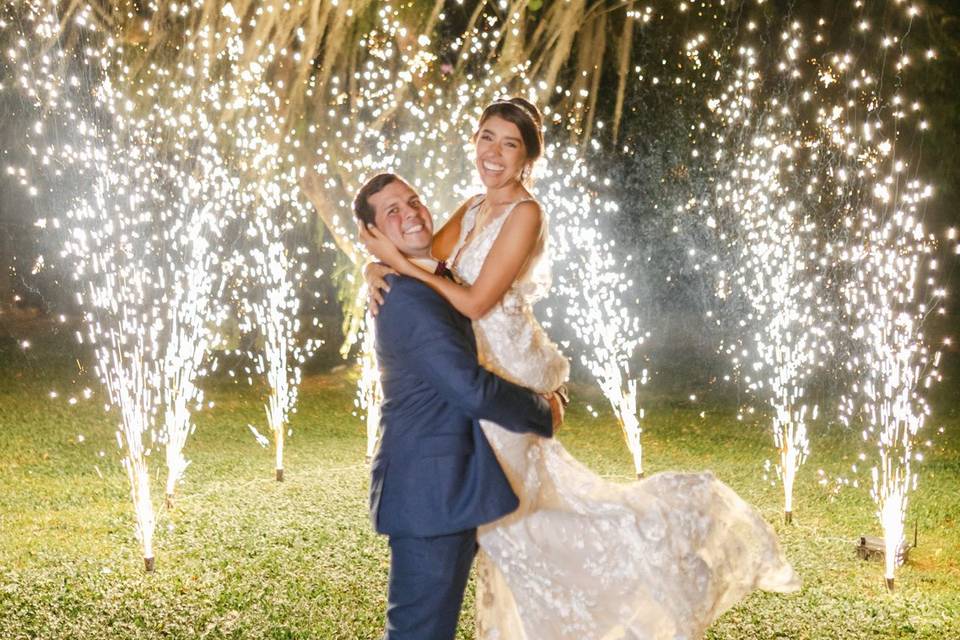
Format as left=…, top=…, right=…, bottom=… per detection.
left=359, top=97, right=800, bottom=638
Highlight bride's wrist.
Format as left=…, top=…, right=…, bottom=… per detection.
left=397, top=258, right=420, bottom=278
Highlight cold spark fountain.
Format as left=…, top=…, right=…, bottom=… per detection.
left=3, top=1, right=320, bottom=563
left=693, top=0, right=944, bottom=582
left=704, top=42, right=825, bottom=523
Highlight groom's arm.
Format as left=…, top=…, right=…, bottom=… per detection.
left=378, top=277, right=553, bottom=438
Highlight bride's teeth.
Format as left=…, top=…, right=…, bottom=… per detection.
left=483, top=161, right=505, bottom=171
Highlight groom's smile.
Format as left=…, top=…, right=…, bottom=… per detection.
left=368, top=179, right=434, bottom=258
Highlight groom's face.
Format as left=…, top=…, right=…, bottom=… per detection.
left=368, top=180, right=434, bottom=258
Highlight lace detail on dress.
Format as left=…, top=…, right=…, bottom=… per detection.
left=450, top=196, right=569, bottom=393
left=452, top=196, right=799, bottom=639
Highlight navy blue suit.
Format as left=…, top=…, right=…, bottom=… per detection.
left=371, top=274, right=553, bottom=639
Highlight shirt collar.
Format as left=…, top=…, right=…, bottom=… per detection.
left=410, top=257, right=439, bottom=273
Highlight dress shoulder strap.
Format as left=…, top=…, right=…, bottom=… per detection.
left=502, top=197, right=540, bottom=219
left=468, top=193, right=485, bottom=210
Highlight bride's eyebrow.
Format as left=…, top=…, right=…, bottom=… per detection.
left=480, top=128, right=521, bottom=144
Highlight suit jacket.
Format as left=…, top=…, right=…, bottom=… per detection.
left=370, top=275, right=553, bottom=538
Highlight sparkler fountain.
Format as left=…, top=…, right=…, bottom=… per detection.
left=62, top=116, right=172, bottom=572
left=694, top=0, right=944, bottom=579
left=157, top=202, right=222, bottom=505
left=821, top=9, right=945, bottom=584
left=3, top=1, right=319, bottom=560
left=771, top=2, right=943, bottom=588
left=704, top=44, right=824, bottom=523
left=841, top=179, right=938, bottom=590
left=215, top=9, right=321, bottom=481
left=238, top=212, right=317, bottom=482
left=545, top=148, right=648, bottom=478
left=80, top=180, right=160, bottom=570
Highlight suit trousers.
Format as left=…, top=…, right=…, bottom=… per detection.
left=384, top=528, right=478, bottom=640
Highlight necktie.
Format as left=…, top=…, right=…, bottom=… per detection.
left=434, top=260, right=454, bottom=280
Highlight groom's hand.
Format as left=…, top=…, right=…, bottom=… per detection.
left=543, top=392, right=564, bottom=431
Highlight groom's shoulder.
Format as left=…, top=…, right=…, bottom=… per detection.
left=381, top=275, right=449, bottom=314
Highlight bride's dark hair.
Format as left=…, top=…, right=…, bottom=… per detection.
left=475, top=97, right=544, bottom=180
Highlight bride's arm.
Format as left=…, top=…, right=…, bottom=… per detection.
left=360, top=201, right=543, bottom=320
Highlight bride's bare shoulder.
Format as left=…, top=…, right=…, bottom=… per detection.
left=433, top=195, right=480, bottom=260
left=507, top=199, right=544, bottom=225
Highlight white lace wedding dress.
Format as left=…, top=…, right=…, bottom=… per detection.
left=448, top=196, right=801, bottom=639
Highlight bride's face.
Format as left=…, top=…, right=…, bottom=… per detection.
left=474, top=115, right=529, bottom=190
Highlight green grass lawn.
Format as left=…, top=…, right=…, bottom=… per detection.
left=0, top=339, right=958, bottom=639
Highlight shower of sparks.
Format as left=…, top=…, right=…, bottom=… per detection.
left=704, top=43, right=826, bottom=521
left=692, top=1, right=943, bottom=581
left=3, top=0, right=321, bottom=560
left=82, top=174, right=159, bottom=566
left=799, top=3, right=942, bottom=587
left=174, top=4, right=321, bottom=481
left=157, top=202, right=223, bottom=502
left=840, top=180, right=938, bottom=586
left=236, top=212, right=321, bottom=481
left=817, top=3, right=944, bottom=586
left=2, top=3, right=240, bottom=561
left=546, top=149, right=648, bottom=477
left=357, top=313, right=382, bottom=462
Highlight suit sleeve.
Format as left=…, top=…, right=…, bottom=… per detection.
left=378, top=278, right=553, bottom=438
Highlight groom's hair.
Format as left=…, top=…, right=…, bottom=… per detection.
left=354, top=173, right=402, bottom=227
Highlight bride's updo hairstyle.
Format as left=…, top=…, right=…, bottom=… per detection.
left=475, top=97, right=544, bottom=182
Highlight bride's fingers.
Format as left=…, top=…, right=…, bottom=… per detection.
left=371, top=275, right=390, bottom=294
left=367, top=224, right=389, bottom=241
left=367, top=281, right=385, bottom=314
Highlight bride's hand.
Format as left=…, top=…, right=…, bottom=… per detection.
left=358, top=222, right=415, bottom=276
left=542, top=391, right=565, bottom=431
left=364, top=262, right=398, bottom=316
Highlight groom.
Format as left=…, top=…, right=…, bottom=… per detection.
left=354, top=173, right=563, bottom=640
